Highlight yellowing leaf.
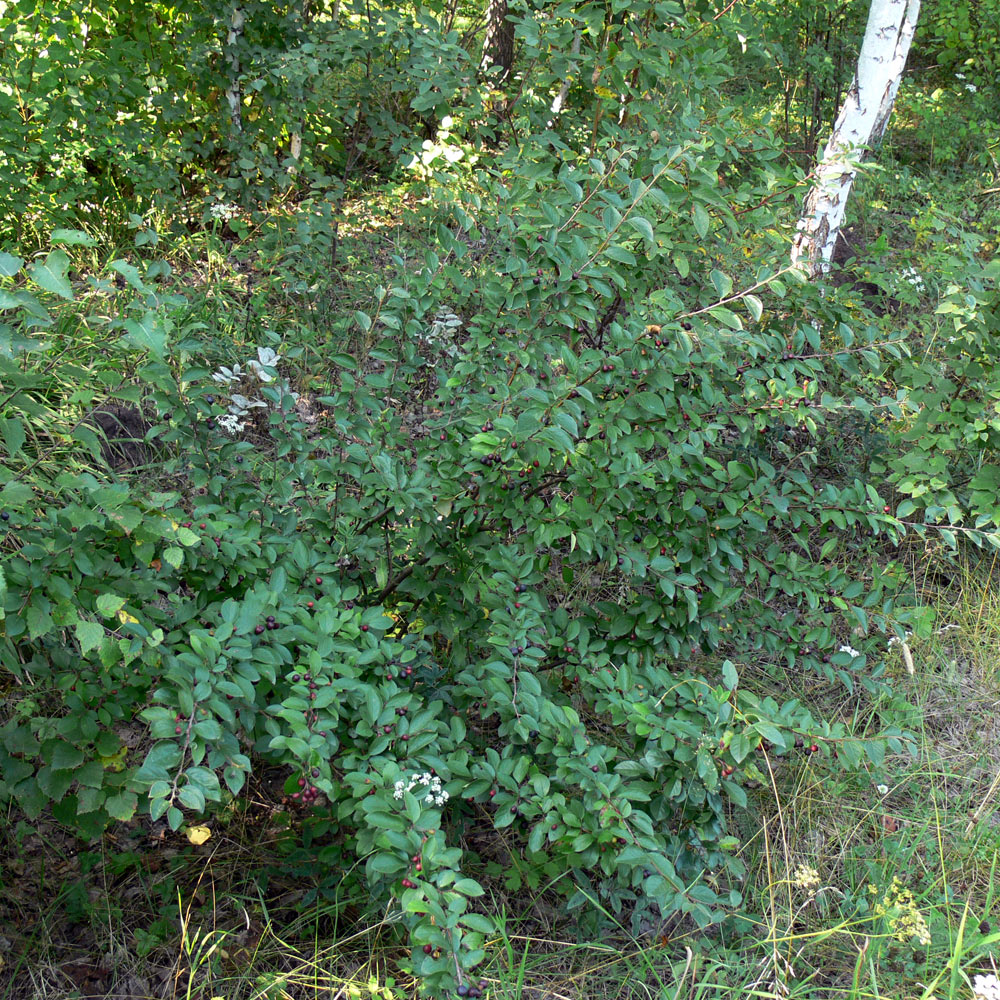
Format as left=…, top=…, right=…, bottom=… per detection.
left=99, top=747, right=128, bottom=772
left=116, top=608, right=139, bottom=625
left=186, top=825, right=212, bottom=845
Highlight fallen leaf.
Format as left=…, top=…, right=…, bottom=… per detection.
left=186, top=825, right=212, bottom=845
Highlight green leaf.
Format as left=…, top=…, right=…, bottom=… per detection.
left=29, top=249, right=73, bottom=300
left=163, top=546, right=184, bottom=569
left=744, top=294, right=763, bottom=322
left=710, top=269, right=733, bottom=299
left=0, top=417, right=26, bottom=456
left=108, top=259, right=147, bottom=292
left=124, top=311, right=167, bottom=358
left=37, top=765, right=75, bottom=802
left=105, top=791, right=139, bottom=821
left=628, top=217, right=656, bottom=243
left=754, top=723, right=787, bottom=750
left=96, top=594, right=127, bottom=617
left=51, top=228, right=97, bottom=247
left=27, top=605, right=53, bottom=640
left=692, top=204, right=710, bottom=239
left=605, top=244, right=636, bottom=265
left=729, top=733, right=751, bottom=763
left=178, top=784, right=206, bottom=812
left=0, top=252, right=23, bottom=277
left=50, top=741, right=84, bottom=769
left=175, top=526, right=200, bottom=546
left=75, top=620, right=105, bottom=655
left=721, top=660, right=738, bottom=690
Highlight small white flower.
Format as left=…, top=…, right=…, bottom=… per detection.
left=838, top=644, right=861, bottom=659
left=955, top=72, right=966, bottom=80
left=973, top=972, right=1000, bottom=1000
left=792, top=864, right=821, bottom=889
left=209, top=202, right=239, bottom=222
left=900, top=266, right=925, bottom=292
left=420, top=773, right=431, bottom=785
left=877, top=784, right=889, bottom=795
left=216, top=414, right=246, bottom=435
left=965, top=83, right=977, bottom=93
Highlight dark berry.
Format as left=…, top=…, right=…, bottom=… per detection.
left=254, top=625, right=265, bottom=635
left=315, top=576, right=323, bottom=585
left=457, top=986, right=469, bottom=997
left=205, top=395, right=215, bottom=404
left=423, top=944, right=433, bottom=954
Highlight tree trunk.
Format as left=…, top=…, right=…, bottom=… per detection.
left=224, top=5, right=246, bottom=134
left=791, top=0, right=920, bottom=275
left=549, top=30, right=582, bottom=123
left=480, top=0, right=514, bottom=81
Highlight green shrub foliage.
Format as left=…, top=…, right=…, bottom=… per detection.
left=0, top=0, right=952, bottom=995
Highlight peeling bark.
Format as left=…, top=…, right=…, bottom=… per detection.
left=791, top=0, right=920, bottom=275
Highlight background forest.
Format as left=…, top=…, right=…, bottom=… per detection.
left=1, top=0, right=1000, bottom=997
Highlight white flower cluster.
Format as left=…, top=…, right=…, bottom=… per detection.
left=900, top=267, right=926, bottom=293
left=838, top=644, right=861, bottom=659
left=792, top=864, right=821, bottom=889
left=209, top=202, right=239, bottom=222
left=973, top=973, right=1000, bottom=1000
left=393, top=772, right=449, bottom=807
left=210, top=346, right=293, bottom=436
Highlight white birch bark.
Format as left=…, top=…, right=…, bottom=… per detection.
left=791, top=0, right=920, bottom=275
left=548, top=29, right=582, bottom=124
left=225, top=6, right=246, bottom=134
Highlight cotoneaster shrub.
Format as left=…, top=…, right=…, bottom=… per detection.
left=0, top=4, right=959, bottom=996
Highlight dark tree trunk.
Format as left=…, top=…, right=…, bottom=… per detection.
left=480, top=0, right=514, bottom=81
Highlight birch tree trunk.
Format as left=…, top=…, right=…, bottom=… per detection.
left=791, top=0, right=920, bottom=275
left=224, top=5, right=246, bottom=134
left=549, top=29, right=582, bottom=123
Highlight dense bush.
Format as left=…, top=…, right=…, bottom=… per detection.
left=7, top=0, right=993, bottom=996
